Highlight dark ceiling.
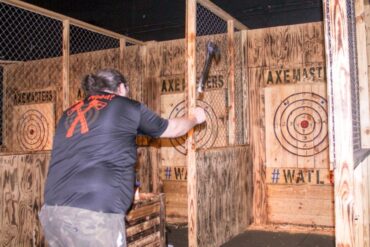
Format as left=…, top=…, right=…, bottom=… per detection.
left=22, top=0, right=323, bottom=41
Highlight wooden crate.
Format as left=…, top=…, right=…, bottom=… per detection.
left=126, top=193, right=165, bottom=247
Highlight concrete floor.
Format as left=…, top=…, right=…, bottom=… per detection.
left=166, top=226, right=335, bottom=247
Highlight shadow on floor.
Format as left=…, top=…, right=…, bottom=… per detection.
left=166, top=225, right=335, bottom=247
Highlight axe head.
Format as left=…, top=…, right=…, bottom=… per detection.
left=197, top=41, right=221, bottom=96
left=207, top=42, right=220, bottom=63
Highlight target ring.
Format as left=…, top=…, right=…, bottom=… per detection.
left=17, top=110, right=49, bottom=151
left=168, top=100, right=218, bottom=155
left=273, top=92, right=328, bottom=157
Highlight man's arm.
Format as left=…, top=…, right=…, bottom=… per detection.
left=160, top=107, right=206, bottom=138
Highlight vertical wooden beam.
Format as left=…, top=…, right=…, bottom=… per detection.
left=249, top=82, right=267, bottom=224
left=227, top=20, right=236, bottom=145
left=354, top=158, right=370, bottom=247
left=62, top=20, right=70, bottom=110
left=144, top=41, right=162, bottom=193
left=355, top=0, right=370, bottom=148
left=159, top=193, right=166, bottom=247
left=119, top=38, right=126, bottom=74
left=149, top=146, right=161, bottom=193
left=186, top=0, right=197, bottom=246
left=354, top=1, right=370, bottom=246
left=241, top=30, right=249, bottom=144
left=323, top=0, right=355, bottom=246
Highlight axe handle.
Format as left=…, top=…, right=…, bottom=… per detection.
left=197, top=52, right=212, bottom=95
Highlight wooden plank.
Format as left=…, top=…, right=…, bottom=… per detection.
left=227, top=20, right=236, bottom=145
left=366, top=4, right=370, bottom=120
left=119, top=38, right=126, bottom=74
left=62, top=20, right=70, bottom=110
left=159, top=194, right=166, bottom=247
left=267, top=25, right=303, bottom=67
left=268, top=198, right=334, bottom=217
left=196, top=0, right=248, bottom=30
left=0, top=153, right=50, bottom=246
left=144, top=41, right=162, bottom=192
left=2, top=57, right=62, bottom=150
left=196, top=146, right=252, bottom=247
left=150, top=147, right=161, bottom=193
left=1, top=0, right=144, bottom=44
left=323, top=0, right=356, bottom=245
left=302, top=22, right=325, bottom=64
left=186, top=0, right=197, bottom=246
left=247, top=29, right=268, bottom=68
left=12, top=103, right=55, bottom=152
left=355, top=0, right=370, bottom=148
left=264, top=84, right=329, bottom=168
left=354, top=157, right=370, bottom=247
left=145, top=41, right=161, bottom=111
left=248, top=67, right=267, bottom=224
left=126, top=203, right=161, bottom=221
left=127, top=231, right=161, bottom=247
left=125, top=193, right=165, bottom=246
left=248, top=224, right=335, bottom=235
left=311, top=82, right=330, bottom=169
left=69, top=48, right=120, bottom=104
left=126, top=217, right=160, bottom=237
left=267, top=184, right=334, bottom=200
left=269, top=213, right=334, bottom=227
left=264, top=85, right=293, bottom=168
left=265, top=168, right=332, bottom=185
left=136, top=147, right=151, bottom=192
left=241, top=30, right=249, bottom=144
left=163, top=181, right=188, bottom=222
left=125, top=45, right=145, bottom=102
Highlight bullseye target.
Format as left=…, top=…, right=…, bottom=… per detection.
left=168, top=100, right=218, bottom=155
left=273, top=92, right=328, bottom=157
left=16, top=109, right=49, bottom=151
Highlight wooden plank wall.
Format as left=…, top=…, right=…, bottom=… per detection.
left=2, top=48, right=122, bottom=153
left=354, top=156, right=370, bottom=247
left=0, top=153, right=50, bottom=247
left=357, top=0, right=370, bottom=148
left=2, top=58, right=61, bottom=153
left=366, top=4, right=370, bottom=115
left=247, top=22, right=335, bottom=227
left=196, top=146, right=252, bottom=247
left=355, top=1, right=370, bottom=246
left=156, top=33, right=245, bottom=223
left=69, top=48, right=120, bottom=104
left=0, top=151, right=153, bottom=247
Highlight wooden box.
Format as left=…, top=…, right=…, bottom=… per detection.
left=126, top=193, right=165, bottom=247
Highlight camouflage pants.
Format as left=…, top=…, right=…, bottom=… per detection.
left=39, top=205, right=126, bottom=247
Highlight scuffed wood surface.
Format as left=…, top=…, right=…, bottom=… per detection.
left=247, top=22, right=333, bottom=227
left=0, top=153, right=50, bottom=247
left=196, top=146, right=252, bottom=247
left=126, top=193, right=165, bottom=247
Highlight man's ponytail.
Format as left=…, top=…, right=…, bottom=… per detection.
left=81, top=69, right=127, bottom=96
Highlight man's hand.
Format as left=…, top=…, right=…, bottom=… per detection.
left=160, top=107, right=207, bottom=138
left=191, top=107, right=206, bottom=124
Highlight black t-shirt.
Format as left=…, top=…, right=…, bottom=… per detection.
left=44, top=93, right=168, bottom=214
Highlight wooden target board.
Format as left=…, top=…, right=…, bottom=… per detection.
left=13, top=103, right=54, bottom=152
left=160, top=90, right=227, bottom=168
left=265, top=83, right=329, bottom=168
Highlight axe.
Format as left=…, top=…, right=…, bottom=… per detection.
left=197, top=42, right=221, bottom=98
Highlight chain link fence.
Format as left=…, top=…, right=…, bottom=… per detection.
left=69, top=25, right=120, bottom=104
left=0, top=2, right=63, bottom=153
left=0, top=2, right=132, bottom=153
left=195, top=2, right=244, bottom=149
